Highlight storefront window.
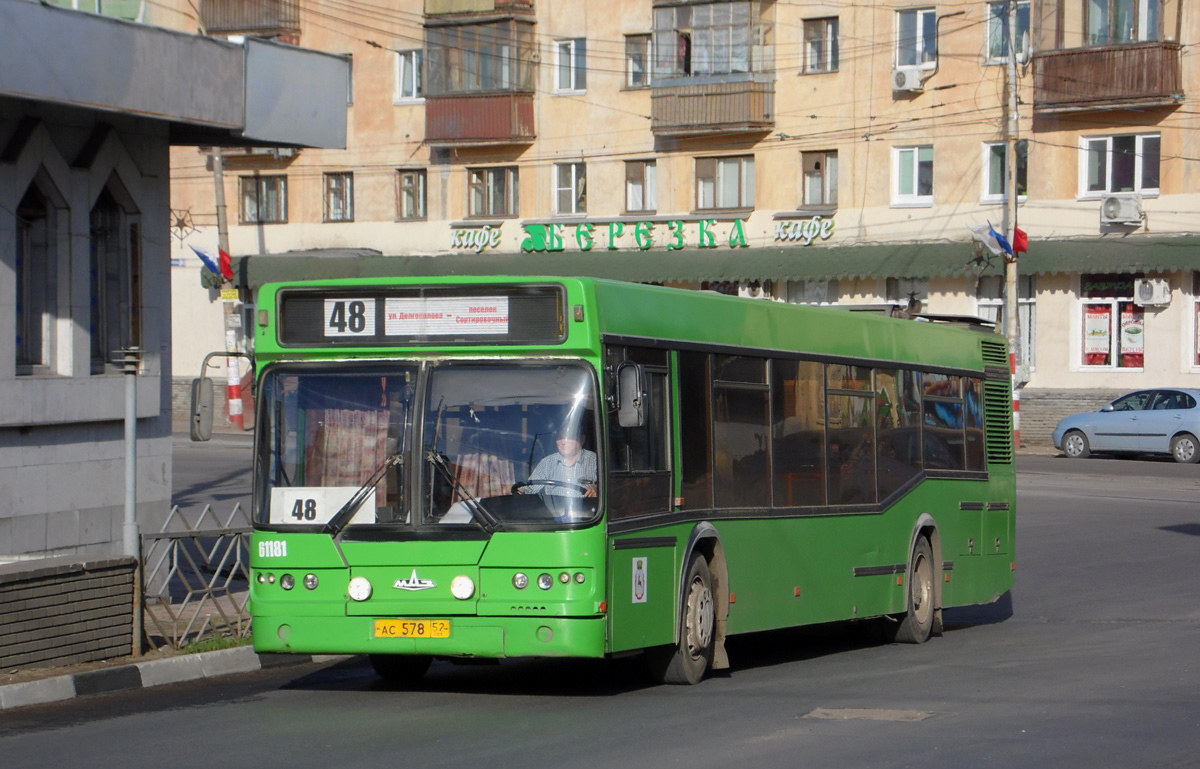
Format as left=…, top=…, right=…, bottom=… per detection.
left=1193, top=272, right=1200, bottom=367
left=1081, top=273, right=1143, bottom=368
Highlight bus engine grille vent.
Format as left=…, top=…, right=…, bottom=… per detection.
left=982, top=380, right=1014, bottom=465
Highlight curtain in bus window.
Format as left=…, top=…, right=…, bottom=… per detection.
left=876, top=369, right=922, bottom=499
left=922, top=374, right=966, bottom=471
left=454, top=453, right=515, bottom=501
left=965, top=378, right=986, bottom=471
left=771, top=359, right=826, bottom=507
left=827, top=393, right=876, bottom=505
left=303, top=408, right=389, bottom=504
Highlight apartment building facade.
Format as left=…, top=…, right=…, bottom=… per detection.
left=170, top=0, right=1200, bottom=442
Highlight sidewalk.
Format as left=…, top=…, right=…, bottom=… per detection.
left=0, top=643, right=347, bottom=711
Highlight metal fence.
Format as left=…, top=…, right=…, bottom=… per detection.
left=141, top=503, right=252, bottom=650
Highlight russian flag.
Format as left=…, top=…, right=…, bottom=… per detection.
left=189, top=244, right=233, bottom=281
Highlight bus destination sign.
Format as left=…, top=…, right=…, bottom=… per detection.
left=278, top=285, right=564, bottom=347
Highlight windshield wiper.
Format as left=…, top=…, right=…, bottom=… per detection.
left=323, top=453, right=403, bottom=538
left=426, top=449, right=501, bottom=533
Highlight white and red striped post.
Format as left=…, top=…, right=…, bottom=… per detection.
left=1011, top=352, right=1021, bottom=449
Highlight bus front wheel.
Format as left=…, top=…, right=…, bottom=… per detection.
left=646, top=555, right=715, bottom=685
left=370, top=653, right=432, bottom=685
left=887, top=537, right=935, bottom=644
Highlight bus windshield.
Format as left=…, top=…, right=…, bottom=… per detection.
left=423, top=362, right=600, bottom=527
left=254, top=361, right=601, bottom=531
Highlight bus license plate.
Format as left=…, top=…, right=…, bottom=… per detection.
left=374, top=619, right=451, bottom=639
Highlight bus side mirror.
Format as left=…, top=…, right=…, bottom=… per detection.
left=190, top=377, right=214, bottom=442
left=617, top=361, right=645, bottom=428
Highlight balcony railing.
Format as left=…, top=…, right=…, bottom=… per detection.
left=425, top=93, right=536, bottom=146
left=651, top=78, right=774, bottom=136
left=200, top=0, right=299, bottom=37
left=1032, top=42, right=1182, bottom=114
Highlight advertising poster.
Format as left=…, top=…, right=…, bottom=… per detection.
left=1120, top=305, right=1144, bottom=368
left=1084, top=305, right=1111, bottom=365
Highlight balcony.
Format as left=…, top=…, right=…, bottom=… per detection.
left=651, top=77, right=774, bottom=137
left=200, top=0, right=299, bottom=38
left=424, top=93, right=535, bottom=146
left=1032, top=42, right=1183, bottom=115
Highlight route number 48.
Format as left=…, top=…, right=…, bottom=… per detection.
left=324, top=298, right=374, bottom=337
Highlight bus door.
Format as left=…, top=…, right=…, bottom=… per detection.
left=603, top=345, right=678, bottom=653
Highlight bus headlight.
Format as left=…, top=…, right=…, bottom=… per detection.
left=513, top=573, right=529, bottom=590
left=537, top=573, right=553, bottom=590
left=280, top=574, right=295, bottom=591
left=304, top=573, right=319, bottom=590
left=348, top=576, right=373, bottom=602
left=451, top=575, right=476, bottom=600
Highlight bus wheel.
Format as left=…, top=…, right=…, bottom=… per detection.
left=646, top=555, right=715, bottom=685
left=889, top=538, right=935, bottom=644
left=369, top=654, right=432, bottom=685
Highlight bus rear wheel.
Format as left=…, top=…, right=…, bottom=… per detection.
left=646, top=555, right=715, bottom=685
left=887, top=537, right=935, bottom=644
left=369, top=653, right=432, bottom=685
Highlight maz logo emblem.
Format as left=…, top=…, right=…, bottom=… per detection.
left=393, top=569, right=436, bottom=591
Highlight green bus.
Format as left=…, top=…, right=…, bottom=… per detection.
left=247, top=276, right=1015, bottom=684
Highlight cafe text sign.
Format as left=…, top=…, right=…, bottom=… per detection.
left=450, top=215, right=835, bottom=254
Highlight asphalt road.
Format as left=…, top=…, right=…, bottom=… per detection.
left=3, top=453, right=1198, bottom=768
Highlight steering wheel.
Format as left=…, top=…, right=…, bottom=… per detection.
left=512, top=479, right=592, bottom=496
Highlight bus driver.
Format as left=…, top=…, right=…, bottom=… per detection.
left=520, top=424, right=597, bottom=498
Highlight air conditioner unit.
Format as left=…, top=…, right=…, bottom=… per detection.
left=1100, top=194, right=1143, bottom=225
left=892, top=66, right=925, bottom=93
left=1134, top=278, right=1170, bottom=307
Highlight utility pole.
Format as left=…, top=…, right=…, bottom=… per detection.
left=211, top=147, right=246, bottom=430
left=1005, top=0, right=1022, bottom=445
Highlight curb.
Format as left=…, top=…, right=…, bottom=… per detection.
left=0, top=648, right=346, bottom=711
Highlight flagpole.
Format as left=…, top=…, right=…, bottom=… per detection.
left=1005, top=0, right=1022, bottom=445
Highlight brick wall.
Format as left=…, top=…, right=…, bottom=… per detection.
left=1018, top=389, right=1122, bottom=447
left=0, top=556, right=137, bottom=670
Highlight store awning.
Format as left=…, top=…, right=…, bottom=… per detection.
left=229, top=235, right=1200, bottom=290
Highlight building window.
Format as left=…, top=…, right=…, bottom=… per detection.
left=1080, top=273, right=1143, bottom=368
left=426, top=20, right=535, bottom=95
left=1082, top=134, right=1160, bottom=195
left=626, top=34, right=652, bottom=88
left=893, top=145, right=934, bottom=205
left=1193, top=272, right=1200, bottom=367
left=625, top=160, right=657, bottom=212
left=344, top=53, right=354, bottom=105
left=696, top=155, right=754, bottom=210
left=15, top=184, right=57, bottom=373
left=1087, top=0, right=1160, bottom=45
left=897, top=8, right=937, bottom=68
left=986, top=1, right=1030, bottom=63
left=983, top=140, right=1028, bottom=202
left=555, top=38, right=587, bottom=92
left=396, top=50, right=423, bottom=102
left=323, top=172, right=354, bottom=222
left=89, top=189, right=141, bottom=373
left=468, top=166, right=519, bottom=218
left=653, top=1, right=767, bottom=78
left=785, top=279, right=838, bottom=305
left=977, top=275, right=1036, bottom=372
left=397, top=169, right=426, bottom=220
left=554, top=162, right=587, bottom=215
left=804, top=18, right=839, bottom=73
left=802, top=150, right=838, bottom=207
left=240, top=175, right=287, bottom=224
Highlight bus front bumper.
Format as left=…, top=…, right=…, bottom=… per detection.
left=252, top=614, right=608, bottom=659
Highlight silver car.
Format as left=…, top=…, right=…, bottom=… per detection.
left=1053, top=389, right=1200, bottom=463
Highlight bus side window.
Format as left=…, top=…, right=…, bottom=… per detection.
left=605, top=346, right=671, bottom=518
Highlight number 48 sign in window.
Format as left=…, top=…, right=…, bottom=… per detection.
left=324, top=298, right=376, bottom=337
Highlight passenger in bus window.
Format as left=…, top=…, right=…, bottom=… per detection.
left=520, top=423, right=598, bottom=497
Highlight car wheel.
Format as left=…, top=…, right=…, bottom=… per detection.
left=1170, top=433, right=1200, bottom=464
left=1062, top=430, right=1091, bottom=459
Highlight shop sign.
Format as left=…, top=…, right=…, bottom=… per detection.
left=450, top=225, right=503, bottom=253
left=774, top=216, right=835, bottom=245
left=520, top=219, right=750, bottom=253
